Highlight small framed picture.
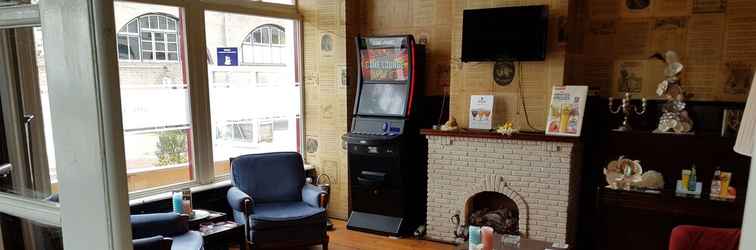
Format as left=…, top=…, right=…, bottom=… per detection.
left=722, top=109, right=744, bottom=137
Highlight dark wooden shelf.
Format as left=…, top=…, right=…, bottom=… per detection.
left=598, top=188, right=744, bottom=225
left=420, top=128, right=581, bottom=143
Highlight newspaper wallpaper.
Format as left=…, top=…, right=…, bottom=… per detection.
left=300, top=0, right=350, bottom=219
left=567, top=0, right=752, bottom=102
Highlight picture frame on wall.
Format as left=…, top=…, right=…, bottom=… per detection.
left=546, top=86, right=588, bottom=137
left=722, top=109, right=744, bottom=137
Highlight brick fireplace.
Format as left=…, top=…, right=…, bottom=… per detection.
left=423, top=130, right=580, bottom=244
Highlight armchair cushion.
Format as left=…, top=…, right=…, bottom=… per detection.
left=302, top=184, right=326, bottom=208
left=227, top=186, right=253, bottom=213
left=250, top=201, right=326, bottom=230
left=231, top=152, right=305, bottom=203
left=131, top=213, right=189, bottom=240
left=669, top=225, right=740, bottom=250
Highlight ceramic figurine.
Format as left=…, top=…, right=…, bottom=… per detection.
left=652, top=51, right=694, bottom=134
left=441, top=117, right=460, bottom=131
left=604, top=156, right=643, bottom=190
left=496, top=122, right=518, bottom=135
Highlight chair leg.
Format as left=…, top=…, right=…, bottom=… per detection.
left=322, top=235, right=329, bottom=250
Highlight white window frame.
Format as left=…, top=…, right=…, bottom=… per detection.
left=117, top=0, right=304, bottom=200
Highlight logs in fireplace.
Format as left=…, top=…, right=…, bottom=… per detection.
left=465, top=191, right=520, bottom=235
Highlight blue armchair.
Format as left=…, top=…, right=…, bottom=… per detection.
left=131, top=213, right=203, bottom=250
left=227, top=152, right=329, bottom=250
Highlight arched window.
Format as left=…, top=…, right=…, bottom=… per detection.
left=117, top=13, right=180, bottom=61
left=241, top=24, right=286, bottom=65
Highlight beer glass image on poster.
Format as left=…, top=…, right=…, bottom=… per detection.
left=546, top=86, right=588, bottom=137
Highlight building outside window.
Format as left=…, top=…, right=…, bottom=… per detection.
left=117, top=13, right=180, bottom=61
left=241, top=24, right=286, bottom=65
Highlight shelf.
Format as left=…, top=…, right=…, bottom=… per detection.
left=598, top=188, right=744, bottom=224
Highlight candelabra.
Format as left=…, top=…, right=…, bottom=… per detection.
left=608, top=92, right=647, bottom=131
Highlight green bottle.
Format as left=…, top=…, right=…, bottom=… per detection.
left=688, top=165, right=697, bottom=191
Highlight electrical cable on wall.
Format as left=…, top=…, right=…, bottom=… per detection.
left=517, top=61, right=545, bottom=132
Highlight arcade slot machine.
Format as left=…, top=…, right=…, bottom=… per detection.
left=345, top=35, right=427, bottom=236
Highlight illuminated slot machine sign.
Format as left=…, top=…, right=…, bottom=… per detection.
left=355, top=36, right=415, bottom=119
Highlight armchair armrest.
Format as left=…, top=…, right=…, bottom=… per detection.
left=302, top=184, right=328, bottom=208
left=130, top=213, right=189, bottom=239
left=227, top=187, right=253, bottom=214
left=133, top=235, right=172, bottom=250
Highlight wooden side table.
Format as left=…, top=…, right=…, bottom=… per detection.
left=186, top=209, right=245, bottom=250
left=198, top=221, right=245, bottom=250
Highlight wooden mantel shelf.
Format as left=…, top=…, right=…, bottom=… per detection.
left=420, top=128, right=581, bottom=143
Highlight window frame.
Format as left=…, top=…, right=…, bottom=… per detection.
left=116, top=0, right=304, bottom=200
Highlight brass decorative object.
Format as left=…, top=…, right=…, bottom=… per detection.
left=608, top=93, right=647, bottom=131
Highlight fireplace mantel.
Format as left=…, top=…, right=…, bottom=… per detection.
left=420, top=129, right=581, bottom=144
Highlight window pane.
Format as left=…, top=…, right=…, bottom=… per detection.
left=156, top=42, right=165, bottom=51
left=167, top=33, right=177, bottom=43
left=159, top=16, right=167, bottom=30
left=261, top=28, right=269, bottom=44
left=168, top=19, right=176, bottom=30
left=117, top=35, right=129, bottom=59
left=128, top=36, right=140, bottom=60
left=140, top=16, right=149, bottom=28
left=271, top=30, right=280, bottom=44
left=155, top=33, right=164, bottom=42
left=116, top=3, right=191, bottom=192
left=167, top=42, right=177, bottom=52
left=0, top=213, right=65, bottom=250
left=167, top=52, right=178, bottom=61
left=253, top=30, right=262, bottom=43
left=205, top=12, right=299, bottom=177
left=149, top=15, right=158, bottom=29
left=128, top=20, right=139, bottom=33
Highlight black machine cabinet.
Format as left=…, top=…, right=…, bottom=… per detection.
left=346, top=35, right=427, bottom=236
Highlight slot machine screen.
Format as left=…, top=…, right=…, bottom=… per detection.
left=357, top=83, right=408, bottom=117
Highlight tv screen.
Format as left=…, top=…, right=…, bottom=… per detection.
left=357, top=83, right=408, bottom=117
left=461, top=5, right=549, bottom=62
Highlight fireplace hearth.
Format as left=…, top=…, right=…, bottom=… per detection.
left=466, top=191, right=519, bottom=235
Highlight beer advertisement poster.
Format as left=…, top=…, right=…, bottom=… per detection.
left=546, top=86, right=588, bottom=137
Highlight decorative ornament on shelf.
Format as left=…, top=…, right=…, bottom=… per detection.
left=608, top=92, right=647, bottom=131
left=604, top=156, right=643, bottom=190
left=652, top=51, right=694, bottom=134
left=440, top=117, right=460, bottom=131
left=495, top=122, right=519, bottom=136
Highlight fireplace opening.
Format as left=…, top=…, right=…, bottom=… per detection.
left=464, top=191, right=519, bottom=235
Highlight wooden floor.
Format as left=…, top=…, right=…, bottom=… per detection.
left=235, top=219, right=455, bottom=250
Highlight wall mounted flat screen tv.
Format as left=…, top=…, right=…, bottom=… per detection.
left=461, top=5, right=549, bottom=62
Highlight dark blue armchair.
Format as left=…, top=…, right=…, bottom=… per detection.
left=131, top=213, right=203, bottom=250
left=227, top=152, right=329, bottom=250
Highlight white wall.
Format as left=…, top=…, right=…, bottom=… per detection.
left=740, top=143, right=756, bottom=249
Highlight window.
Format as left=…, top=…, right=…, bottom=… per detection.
left=117, top=13, right=180, bottom=61
left=241, top=24, right=286, bottom=64
left=206, top=12, right=300, bottom=177
left=115, top=2, right=192, bottom=192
